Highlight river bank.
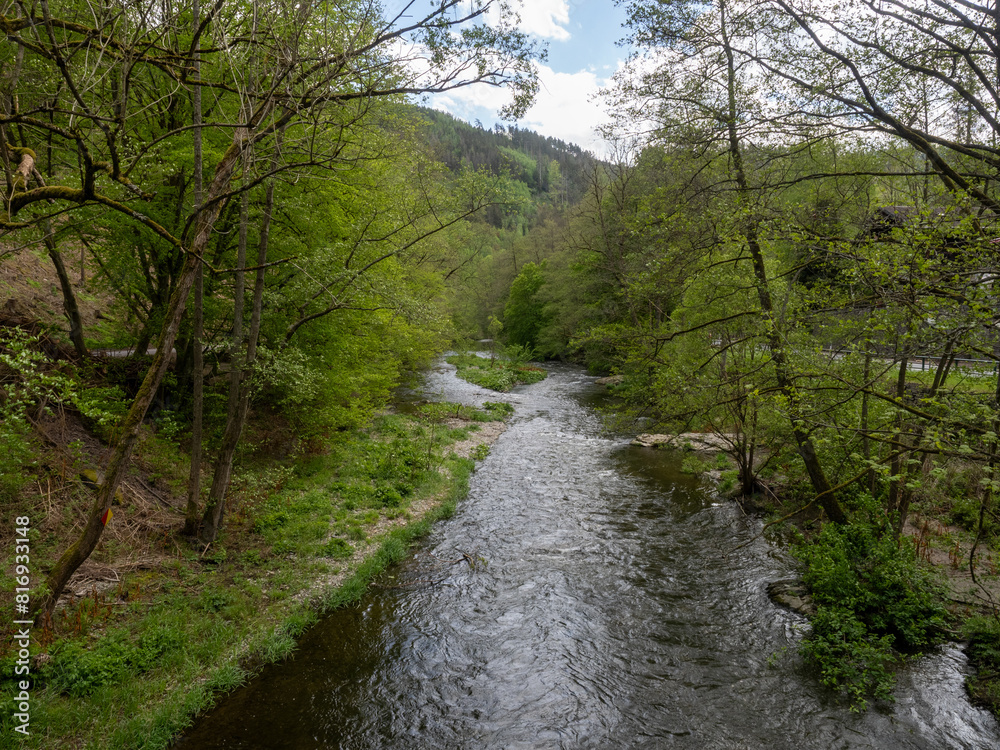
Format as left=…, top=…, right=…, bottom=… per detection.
left=631, top=428, right=1000, bottom=719
left=1, top=401, right=508, bottom=750
left=173, top=361, right=1000, bottom=749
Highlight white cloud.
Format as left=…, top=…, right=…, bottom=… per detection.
left=516, top=0, right=571, bottom=41
left=457, top=0, right=571, bottom=41
left=428, top=62, right=618, bottom=157
left=520, top=65, right=610, bottom=152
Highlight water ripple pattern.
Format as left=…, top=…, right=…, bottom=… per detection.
left=177, top=362, right=1000, bottom=750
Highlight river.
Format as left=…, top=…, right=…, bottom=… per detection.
left=176, top=361, right=999, bottom=749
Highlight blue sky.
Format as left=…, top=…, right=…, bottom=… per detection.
left=426, top=1, right=633, bottom=156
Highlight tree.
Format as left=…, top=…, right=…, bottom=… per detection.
left=761, top=0, right=1000, bottom=217
left=503, top=261, right=547, bottom=349
left=608, top=0, right=849, bottom=520
left=1, top=0, right=541, bottom=619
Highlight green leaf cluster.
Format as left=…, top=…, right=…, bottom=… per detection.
left=794, top=503, right=948, bottom=707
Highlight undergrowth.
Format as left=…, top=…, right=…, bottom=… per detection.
left=446, top=352, right=546, bottom=392
left=0, top=400, right=499, bottom=750
left=965, top=616, right=1000, bottom=715
left=793, top=498, right=948, bottom=710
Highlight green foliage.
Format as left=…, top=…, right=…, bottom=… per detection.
left=197, top=590, right=234, bottom=614
left=73, top=385, right=129, bottom=442
left=503, top=262, right=549, bottom=349
left=794, top=503, right=948, bottom=707
left=253, top=506, right=291, bottom=533
left=481, top=401, right=515, bottom=419
left=680, top=454, right=711, bottom=474
left=799, top=607, right=897, bottom=708
left=416, top=399, right=512, bottom=422
left=321, top=538, right=355, bottom=559
left=718, top=469, right=738, bottom=494
left=150, top=409, right=186, bottom=443
left=446, top=352, right=546, bottom=392
left=45, top=629, right=182, bottom=697
left=965, top=616, right=1000, bottom=714
left=501, top=342, right=537, bottom=367
left=0, top=329, right=73, bottom=471
left=470, top=443, right=490, bottom=461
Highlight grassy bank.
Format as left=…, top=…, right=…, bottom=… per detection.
left=1, top=403, right=507, bottom=750
left=446, top=350, right=547, bottom=391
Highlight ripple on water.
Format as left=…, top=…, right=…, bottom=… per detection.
left=176, top=361, right=999, bottom=750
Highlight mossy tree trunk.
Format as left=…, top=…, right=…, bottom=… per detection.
left=184, top=0, right=205, bottom=537
left=41, top=218, right=88, bottom=358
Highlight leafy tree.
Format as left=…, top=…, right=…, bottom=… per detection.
left=503, top=261, right=547, bottom=350
left=0, top=0, right=542, bottom=617
left=762, top=0, right=1000, bottom=217
left=605, top=0, right=850, bottom=520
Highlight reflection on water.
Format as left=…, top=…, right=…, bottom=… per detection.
left=177, top=362, right=999, bottom=749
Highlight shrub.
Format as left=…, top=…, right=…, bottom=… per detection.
left=73, top=385, right=129, bottom=441
left=321, top=538, right=354, bottom=559
left=0, top=329, right=73, bottom=473
left=794, top=500, right=948, bottom=708
left=481, top=401, right=514, bottom=419
left=965, top=616, right=1000, bottom=714
left=253, top=508, right=290, bottom=532
left=45, top=628, right=181, bottom=696
left=680, top=454, right=710, bottom=474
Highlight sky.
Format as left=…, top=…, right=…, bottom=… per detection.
left=426, top=1, right=633, bottom=157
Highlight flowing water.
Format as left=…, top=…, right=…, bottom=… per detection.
left=177, top=362, right=999, bottom=749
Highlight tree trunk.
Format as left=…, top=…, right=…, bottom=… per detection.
left=35, top=133, right=250, bottom=620
left=890, top=346, right=953, bottom=537
left=861, top=351, right=875, bottom=494
left=199, top=189, right=252, bottom=544
left=200, top=139, right=279, bottom=544
left=184, top=0, right=205, bottom=537
left=41, top=219, right=88, bottom=358
left=719, top=0, right=845, bottom=523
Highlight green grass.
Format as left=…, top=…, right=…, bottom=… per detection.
left=0, top=406, right=497, bottom=750
left=903, top=367, right=997, bottom=393
left=446, top=353, right=546, bottom=392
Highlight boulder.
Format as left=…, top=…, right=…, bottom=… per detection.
left=630, top=432, right=737, bottom=452
left=766, top=579, right=815, bottom=617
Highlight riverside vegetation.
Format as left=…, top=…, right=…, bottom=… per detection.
left=0, top=369, right=509, bottom=748
left=3, top=0, right=1000, bottom=741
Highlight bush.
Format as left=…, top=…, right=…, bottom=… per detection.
left=680, top=454, right=710, bottom=474
left=44, top=628, right=181, bottom=697
left=481, top=401, right=514, bottom=420
left=794, top=501, right=948, bottom=708
left=74, top=385, right=129, bottom=441
left=321, top=538, right=354, bottom=559
left=0, top=329, right=73, bottom=473
left=800, top=607, right=897, bottom=707
left=253, top=508, right=290, bottom=532
left=965, top=616, right=1000, bottom=714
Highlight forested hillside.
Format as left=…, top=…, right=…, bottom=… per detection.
left=3, top=0, right=1000, bottom=745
